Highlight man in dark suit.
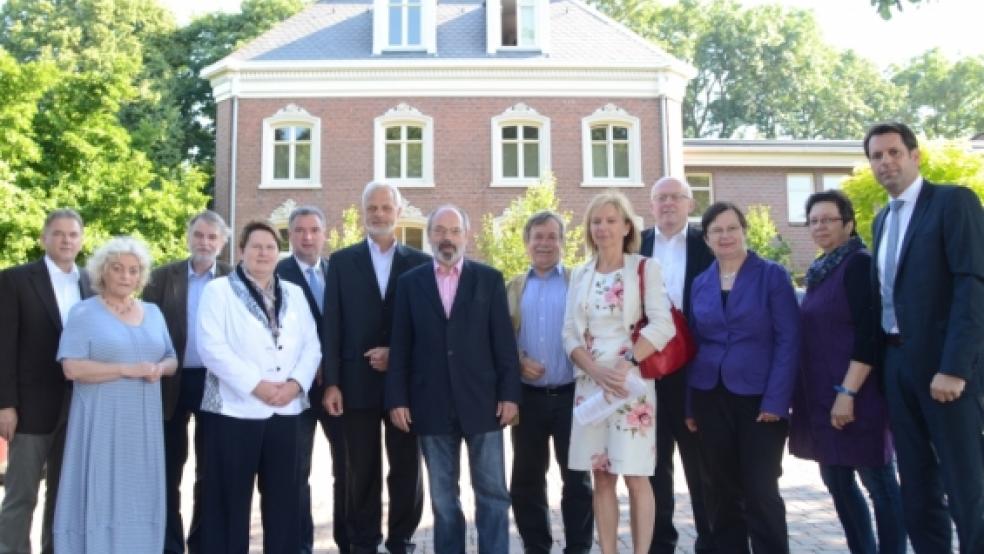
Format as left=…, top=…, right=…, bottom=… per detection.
left=274, top=205, right=348, bottom=554
left=322, top=182, right=430, bottom=554
left=143, top=210, right=232, bottom=554
left=0, top=209, right=91, bottom=554
left=640, top=176, right=715, bottom=554
left=867, top=122, right=984, bottom=553
left=385, top=205, right=522, bottom=554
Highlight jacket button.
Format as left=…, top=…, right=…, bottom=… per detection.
left=448, top=350, right=453, bottom=356
left=276, top=366, right=281, bottom=371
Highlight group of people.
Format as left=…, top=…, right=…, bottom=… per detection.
left=0, top=121, right=981, bottom=554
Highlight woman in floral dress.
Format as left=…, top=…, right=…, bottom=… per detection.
left=563, top=192, right=677, bottom=554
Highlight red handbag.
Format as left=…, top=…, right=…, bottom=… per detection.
left=630, top=258, right=697, bottom=380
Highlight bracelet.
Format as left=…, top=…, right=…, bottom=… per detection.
left=833, top=384, right=857, bottom=397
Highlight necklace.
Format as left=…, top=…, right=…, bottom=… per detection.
left=103, top=295, right=135, bottom=316
left=721, top=271, right=737, bottom=281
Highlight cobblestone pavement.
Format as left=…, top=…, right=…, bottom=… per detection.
left=9, top=422, right=946, bottom=552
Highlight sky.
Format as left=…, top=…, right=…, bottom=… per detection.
left=160, top=0, right=983, bottom=69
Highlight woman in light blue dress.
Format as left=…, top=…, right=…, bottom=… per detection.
left=54, top=237, right=177, bottom=553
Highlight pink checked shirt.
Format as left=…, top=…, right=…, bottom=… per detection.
left=434, top=258, right=463, bottom=318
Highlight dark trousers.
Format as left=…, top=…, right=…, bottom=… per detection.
left=298, top=401, right=348, bottom=554
left=342, top=408, right=424, bottom=554
left=163, top=368, right=206, bottom=554
left=883, top=344, right=984, bottom=553
left=199, top=412, right=301, bottom=554
left=693, top=385, right=789, bottom=554
left=649, top=371, right=715, bottom=554
left=818, top=462, right=906, bottom=554
left=510, top=384, right=593, bottom=554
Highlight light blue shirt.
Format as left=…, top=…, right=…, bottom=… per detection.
left=183, top=261, right=217, bottom=368
left=517, top=265, right=574, bottom=387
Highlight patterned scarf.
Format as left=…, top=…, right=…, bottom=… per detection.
left=805, top=235, right=864, bottom=289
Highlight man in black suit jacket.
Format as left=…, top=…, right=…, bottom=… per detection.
left=640, top=177, right=715, bottom=554
left=143, top=210, right=232, bottom=554
left=0, top=209, right=91, bottom=554
left=274, top=205, right=348, bottom=554
left=385, top=205, right=522, bottom=554
left=867, top=122, right=984, bottom=553
left=322, top=182, right=430, bottom=554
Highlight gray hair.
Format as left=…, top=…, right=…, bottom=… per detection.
left=43, top=209, right=84, bottom=233
left=288, top=205, right=326, bottom=229
left=361, top=181, right=403, bottom=210
left=523, top=210, right=565, bottom=243
left=427, top=204, right=470, bottom=233
left=86, top=236, right=153, bottom=294
left=186, top=210, right=230, bottom=238
left=650, top=176, right=693, bottom=200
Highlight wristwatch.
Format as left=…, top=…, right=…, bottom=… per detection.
left=624, top=349, right=639, bottom=366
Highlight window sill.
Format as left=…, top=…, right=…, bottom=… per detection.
left=579, top=180, right=644, bottom=188
left=259, top=181, right=322, bottom=190
left=489, top=178, right=542, bottom=188
left=385, top=180, right=434, bottom=188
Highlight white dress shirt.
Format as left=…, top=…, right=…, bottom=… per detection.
left=294, top=256, right=325, bottom=287
left=44, top=255, right=81, bottom=325
left=877, top=177, right=923, bottom=333
left=368, top=238, right=396, bottom=298
left=649, top=226, right=688, bottom=309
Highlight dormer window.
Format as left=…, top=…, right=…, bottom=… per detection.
left=373, top=0, right=435, bottom=54
left=487, top=0, right=549, bottom=53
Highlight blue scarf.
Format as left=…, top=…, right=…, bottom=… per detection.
left=805, top=235, right=864, bottom=289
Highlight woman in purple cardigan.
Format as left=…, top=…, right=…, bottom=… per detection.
left=789, top=190, right=905, bottom=554
left=687, top=202, right=800, bottom=553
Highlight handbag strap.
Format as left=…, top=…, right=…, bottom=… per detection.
left=636, top=258, right=647, bottom=316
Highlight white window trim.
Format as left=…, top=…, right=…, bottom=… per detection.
left=786, top=173, right=815, bottom=225
left=490, top=103, right=551, bottom=188
left=486, top=0, right=549, bottom=54
left=685, top=172, right=714, bottom=222
left=373, top=0, right=436, bottom=54
left=260, top=104, right=321, bottom=190
left=580, top=104, right=643, bottom=188
left=374, top=103, right=434, bottom=188
left=822, top=173, right=849, bottom=190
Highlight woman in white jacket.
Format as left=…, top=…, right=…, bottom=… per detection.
left=195, top=221, right=321, bottom=553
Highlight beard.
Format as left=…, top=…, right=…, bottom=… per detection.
left=366, top=221, right=396, bottom=238
left=435, top=240, right=461, bottom=264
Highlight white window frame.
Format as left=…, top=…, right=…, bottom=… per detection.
left=490, top=104, right=551, bottom=188
left=373, top=0, right=435, bottom=54
left=786, top=173, right=815, bottom=224
left=486, top=0, right=550, bottom=53
left=822, top=173, right=849, bottom=190
left=685, top=173, right=714, bottom=222
left=260, top=105, right=321, bottom=190
left=581, top=104, right=643, bottom=188
left=374, top=103, right=434, bottom=188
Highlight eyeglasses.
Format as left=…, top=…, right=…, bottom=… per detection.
left=707, top=225, right=743, bottom=237
left=654, top=193, right=691, bottom=203
left=808, top=216, right=843, bottom=227
left=431, top=226, right=464, bottom=237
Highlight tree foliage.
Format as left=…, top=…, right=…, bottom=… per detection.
left=891, top=49, right=984, bottom=139
left=326, top=205, right=364, bottom=252
left=476, top=174, right=586, bottom=280
left=843, top=140, right=984, bottom=246
left=745, top=205, right=793, bottom=271
left=870, top=0, right=927, bottom=19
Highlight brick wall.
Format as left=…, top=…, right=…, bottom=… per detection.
left=218, top=96, right=667, bottom=257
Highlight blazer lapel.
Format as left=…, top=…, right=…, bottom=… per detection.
left=172, top=261, right=191, bottom=343
left=30, top=260, right=63, bottom=331
left=384, top=245, right=409, bottom=304
left=420, top=263, right=447, bottom=319
left=894, top=182, right=933, bottom=278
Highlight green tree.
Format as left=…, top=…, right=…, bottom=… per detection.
left=745, top=205, right=793, bottom=270
left=843, top=140, right=984, bottom=246
left=590, top=0, right=904, bottom=139
left=476, top=174, right=585, bottom=279
left=891, top=49, right=984, bottom=139
left=870, top=0, right=929, bottom=19
left=327, top=205, right=363, bottom=252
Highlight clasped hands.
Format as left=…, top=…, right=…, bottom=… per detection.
left=126, top=361, right=164, bottom=383
left=253, top=380, right=302, bottom=407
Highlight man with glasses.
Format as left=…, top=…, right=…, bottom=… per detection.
left=640, top=177, right=715, bottom=554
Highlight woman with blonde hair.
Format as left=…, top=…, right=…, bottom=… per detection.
left=563, top=191, right=676, bottom=553
left=55, top=236, right=177, bottom=553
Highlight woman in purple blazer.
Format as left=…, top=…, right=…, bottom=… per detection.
left=789, top=190, right=905, bottom=554
left=687, top=202, right=800, bottom=553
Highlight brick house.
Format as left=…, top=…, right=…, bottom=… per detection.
left=204, top=0, right=694, bottom=258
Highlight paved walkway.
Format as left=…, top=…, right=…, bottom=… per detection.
left=7, top=423, right=914, bottom=552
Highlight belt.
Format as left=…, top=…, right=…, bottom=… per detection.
left=523, top=382, right=575, bottom=396
left=885, top=334, right=903, bottom=347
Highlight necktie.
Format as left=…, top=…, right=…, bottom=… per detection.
left=306, top=266, right=324, bottom=314
left=880, top=199, right=904, bottom=332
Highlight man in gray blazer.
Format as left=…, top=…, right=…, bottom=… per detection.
left=143, top=210, right=232, bottom=554
left=0, top=209, right=91, bottom=554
